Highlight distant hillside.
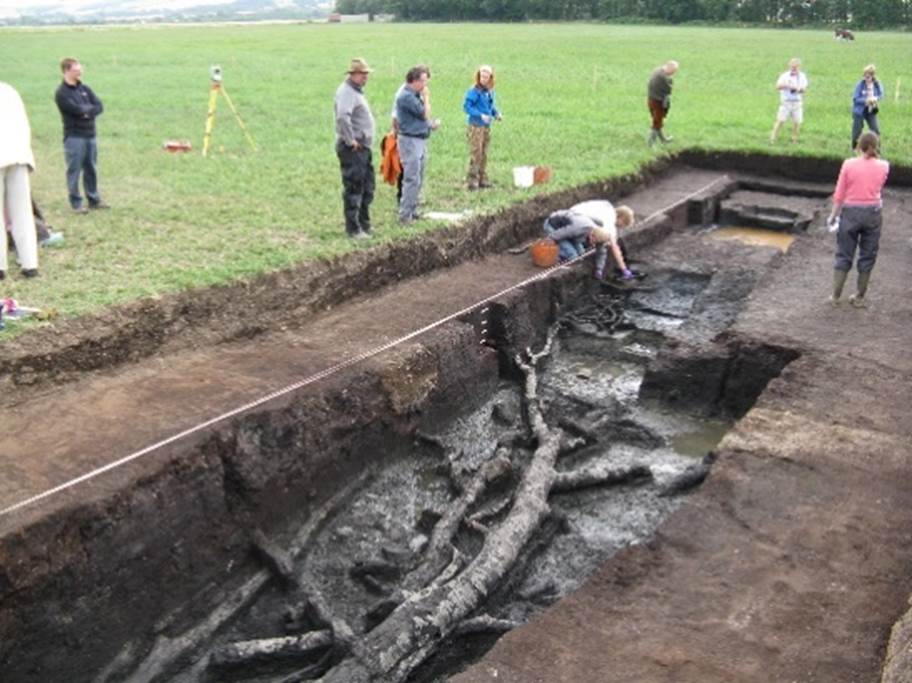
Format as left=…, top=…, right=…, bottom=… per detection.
left=0, top=0, right=332, bottom=26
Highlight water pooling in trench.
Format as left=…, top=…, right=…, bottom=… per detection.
left=708, top=226, right=796, bottom=252
left=162, top=269, right=732, bottom=683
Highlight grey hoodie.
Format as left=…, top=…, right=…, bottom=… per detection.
left=334, top=79, right=375, bottom=148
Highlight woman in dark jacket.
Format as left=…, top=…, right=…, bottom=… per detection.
left=851, top=64, right=883, bottom=150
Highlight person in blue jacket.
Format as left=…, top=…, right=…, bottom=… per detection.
left=462, top=65, right=502, bottom=190
left=851, top=64, right=883, bottom=150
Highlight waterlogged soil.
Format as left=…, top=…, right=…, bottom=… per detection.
left=165, top=273, right=730, bottom=683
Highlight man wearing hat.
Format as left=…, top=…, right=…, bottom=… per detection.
left=334, top=58, right=376, bottom=239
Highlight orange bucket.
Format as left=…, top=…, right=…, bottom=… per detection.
left=530, top=238, right=559, bottom=268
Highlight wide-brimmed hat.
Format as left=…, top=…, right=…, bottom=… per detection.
left=347, top=58, right=373, bottom=75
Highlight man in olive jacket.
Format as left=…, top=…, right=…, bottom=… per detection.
left=647, top=60, right=678, bottom=146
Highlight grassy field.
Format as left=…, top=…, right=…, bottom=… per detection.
left=0, top=22, right=910, bottom=329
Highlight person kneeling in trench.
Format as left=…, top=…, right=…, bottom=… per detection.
left=543, top=201, right=637, bottom=280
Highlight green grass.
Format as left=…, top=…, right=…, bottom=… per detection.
left=0, top=22, right=910, bottom=329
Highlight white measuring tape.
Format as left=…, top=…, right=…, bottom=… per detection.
left=0, top=177, right=728, bottom=518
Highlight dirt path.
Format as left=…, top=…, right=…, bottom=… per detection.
left=453, top=188, right=912, bottom=682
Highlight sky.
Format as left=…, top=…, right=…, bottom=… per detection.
left=0, top=0, right=229, bottom=9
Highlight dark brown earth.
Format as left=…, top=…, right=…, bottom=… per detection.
left=1, top=153, right=911, bottom=682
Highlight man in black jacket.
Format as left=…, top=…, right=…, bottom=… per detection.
left=55, top=57, right=108, bottom=213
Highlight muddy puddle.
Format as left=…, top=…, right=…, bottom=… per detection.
left=707, top=226, right=796, bottom=252
left=152, top=271, right=735, bottom=683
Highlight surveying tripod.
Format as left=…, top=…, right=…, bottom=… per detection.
left=202, top=65, right=257, bottom=157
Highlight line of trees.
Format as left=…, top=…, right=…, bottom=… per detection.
left=333, top=0, right=911, bottom=28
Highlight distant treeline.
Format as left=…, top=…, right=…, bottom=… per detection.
left=334, top=0, right=911, bottom=28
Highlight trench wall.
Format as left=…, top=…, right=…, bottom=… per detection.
left=0, top=273, right=573, bottom=683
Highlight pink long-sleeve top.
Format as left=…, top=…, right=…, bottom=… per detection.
left=832, top=156, right=890, bottom=207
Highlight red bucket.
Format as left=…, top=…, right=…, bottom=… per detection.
left=530, top=239, right=559, bottom=268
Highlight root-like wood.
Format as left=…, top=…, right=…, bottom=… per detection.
left=209, top=630, right=332, bottom=671
left=552, top=463, right=653, bottom=493
left=117, top=474, right=372, bottom=683
left=455, top=615, right=519, bottom=636
left=317, top=325, right=564, bottom=682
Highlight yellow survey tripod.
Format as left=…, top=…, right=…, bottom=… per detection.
left=202, top=65, right=257, bottom=157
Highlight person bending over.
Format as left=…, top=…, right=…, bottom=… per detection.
left=543, top=201, right=636, bottom=280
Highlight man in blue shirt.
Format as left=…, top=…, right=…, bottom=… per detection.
left=394, top=65, right=440, bottom=225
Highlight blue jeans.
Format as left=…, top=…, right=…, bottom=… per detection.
left=543, top=219, right=585, bottom=262
left=64, top=136, right=101, bottom=208
left=851, top=111, right=880, bottom=149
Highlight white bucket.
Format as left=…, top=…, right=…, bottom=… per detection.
left=512, top=165, right=535, bottom=188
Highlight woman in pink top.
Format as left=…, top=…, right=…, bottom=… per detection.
left=826, top=132, right=890, bottom=307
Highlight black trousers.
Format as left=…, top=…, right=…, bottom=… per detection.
left=336, top=141, right=375, bottom=236
left=835, top=205, right=882, bottom=273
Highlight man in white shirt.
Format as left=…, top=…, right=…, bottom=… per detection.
left=769, top=58, right=808, bottom=145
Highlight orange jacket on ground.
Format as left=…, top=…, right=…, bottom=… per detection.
left=379, top=133, right=402, bottom=185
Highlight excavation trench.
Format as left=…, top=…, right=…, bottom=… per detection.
left=159, top=268, right=791, bottom=683
left=97, top=266, right=790, bottom=683
left=2, top=157, right=911, bottom=683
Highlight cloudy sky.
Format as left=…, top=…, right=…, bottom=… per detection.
left=0, top=0, right=229, bottom=9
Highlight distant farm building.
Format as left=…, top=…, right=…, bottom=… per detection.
left=330, top=13, right=369, bottom=23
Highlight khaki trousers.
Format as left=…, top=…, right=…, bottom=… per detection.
left=466, top=124, right=491, bottom=186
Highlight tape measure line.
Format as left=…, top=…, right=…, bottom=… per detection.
left=0, top=177, right=726, bottom=518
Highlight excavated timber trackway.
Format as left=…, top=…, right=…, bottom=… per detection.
left=454, top=184, right=912, bottom=682
left=2, top=158, right=912, bottom=683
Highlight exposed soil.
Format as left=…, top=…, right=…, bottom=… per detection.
left=2, top=153, right=911, bottom=683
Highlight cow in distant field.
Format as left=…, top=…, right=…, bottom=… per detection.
left=835, top=28, right=855, bottom=41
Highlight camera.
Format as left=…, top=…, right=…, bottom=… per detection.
left=210, top=65, right=222, bottom=83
